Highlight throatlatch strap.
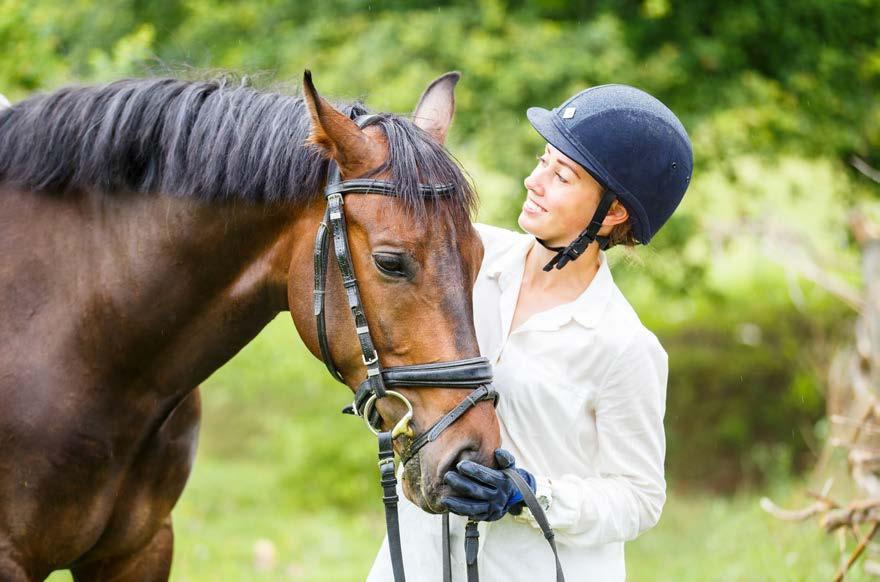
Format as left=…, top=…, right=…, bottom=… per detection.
left=541, top=190, right=616, bottom=271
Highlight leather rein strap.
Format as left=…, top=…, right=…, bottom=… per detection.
left=313, top=113, right=564, bottom=582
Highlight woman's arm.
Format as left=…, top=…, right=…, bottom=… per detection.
left=515, top=331, right=668, bottom=547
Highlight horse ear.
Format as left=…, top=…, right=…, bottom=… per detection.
left=302, top=70, right=383, bottom=177
left=412, top=71, right=460, bottom=145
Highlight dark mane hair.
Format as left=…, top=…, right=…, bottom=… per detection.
left=0, top=77, right=475, bottom=218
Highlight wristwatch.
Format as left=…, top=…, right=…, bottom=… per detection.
left=512, top=477, right=552, bottom=523
left=535, top=477, right=553, bottom=512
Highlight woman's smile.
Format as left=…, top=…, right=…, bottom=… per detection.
left=523, top=196, right=548, bottom=215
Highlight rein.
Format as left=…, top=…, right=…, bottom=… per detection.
left=313, top=114, right=564, bottom=582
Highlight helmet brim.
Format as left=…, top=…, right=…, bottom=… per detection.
left=527, top=106, right=607, bottom=188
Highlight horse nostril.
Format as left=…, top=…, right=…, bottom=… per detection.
left=456, top=447, right=482, bottom=465
left=440, top=444, right=481, bottom=478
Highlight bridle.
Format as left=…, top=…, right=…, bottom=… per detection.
left=313, top=114, right=564, bottom=582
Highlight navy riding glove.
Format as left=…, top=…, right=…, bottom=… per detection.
left=441, top=448, right=536, bottom=522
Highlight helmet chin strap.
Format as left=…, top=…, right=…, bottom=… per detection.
left=537, top=190, right=617, bottom=271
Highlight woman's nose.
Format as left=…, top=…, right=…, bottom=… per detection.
left=524, top=172, right=541, bottom=194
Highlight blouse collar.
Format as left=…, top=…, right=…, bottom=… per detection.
left=484, top=234, right=614, bottom=331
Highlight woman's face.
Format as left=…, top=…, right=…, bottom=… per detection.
left=518, top=143, right=605, bottom=247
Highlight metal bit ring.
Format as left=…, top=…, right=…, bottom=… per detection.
left=362, top=390, right=415, bottom=439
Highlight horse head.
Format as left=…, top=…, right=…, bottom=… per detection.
left=289, top=72, right=501, bottom=513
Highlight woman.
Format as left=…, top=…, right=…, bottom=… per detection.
left=368, top=84, right=693, bottom=581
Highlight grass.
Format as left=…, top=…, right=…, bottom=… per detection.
left=626, top=488, right=872, bottom=581
left=46, top=316, right=876, bottom=581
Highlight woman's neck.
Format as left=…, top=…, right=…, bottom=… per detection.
left=521, top=238, right=602, bottom=298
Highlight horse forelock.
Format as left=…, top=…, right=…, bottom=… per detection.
left=0, top=77, right=477, bottom=223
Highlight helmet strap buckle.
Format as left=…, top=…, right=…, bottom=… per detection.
left=541, top=190, right=617, bottom=272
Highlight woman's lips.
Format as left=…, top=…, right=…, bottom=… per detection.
left=523, top=197, right=548, bottom=214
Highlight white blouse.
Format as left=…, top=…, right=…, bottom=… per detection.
left=367, top=223, right=668, bottom=581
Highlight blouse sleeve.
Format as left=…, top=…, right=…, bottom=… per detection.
left=513, top=331, right=668, bottom=547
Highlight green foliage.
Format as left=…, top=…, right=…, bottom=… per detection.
left=5, top=0, right=879, bottom=164
left=4, top=0, right=879, bottom=491
left=191, top=315, right=378, bottom=511
left=656, top=298, right=848, bottom=491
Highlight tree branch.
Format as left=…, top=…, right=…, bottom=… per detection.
left=851, top=156, right=880, bottom=184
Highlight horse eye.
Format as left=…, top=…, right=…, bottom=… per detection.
left=373, top=252, right=409, bottom=278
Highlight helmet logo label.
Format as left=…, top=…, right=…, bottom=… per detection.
left=562, top=107, right=576, bottom=119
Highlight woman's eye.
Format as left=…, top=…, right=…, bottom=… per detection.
left=536, top=155, right=547, bottom=166
left=373, top=253, right=409, bottom=278
left=555, top=172, right=568, bottom=184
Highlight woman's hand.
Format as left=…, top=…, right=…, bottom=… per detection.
left=441, top=449, right=536, bottom=521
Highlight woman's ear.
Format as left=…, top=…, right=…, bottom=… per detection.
left=603, top=200, right=630, bottom=227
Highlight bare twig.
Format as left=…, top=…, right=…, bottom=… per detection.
left=759, top=497, right=830, bottom=521
left=807, top=490, right=841, bottom=509
left=822, top=506, right=880, bottom=532
left=706, top=219, right=864, bottom=310
left=763, top=245, right=863, bottom=311
left=829, top=416, right=880, bottom=437
left=834, top=521, right=880, bottom=582
left=851, top=156, right=880, bottom=184
left=850, top=402, right=877, bottom=445
left=761, top=198, right=880, bottom=577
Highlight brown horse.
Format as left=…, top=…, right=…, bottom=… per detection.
left=0, top=72, right=500, bottom=581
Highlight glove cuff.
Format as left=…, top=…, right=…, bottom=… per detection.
left=504, top=468, right=536, bottom=512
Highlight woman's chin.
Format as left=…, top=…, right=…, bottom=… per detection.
left=517, top=211, right=541, bottom=236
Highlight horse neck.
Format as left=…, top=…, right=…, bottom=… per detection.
left=3, top=186, right=304, bottom=400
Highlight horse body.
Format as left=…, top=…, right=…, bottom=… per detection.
left=0, top=73, right=500, bottom=580
left=0, top=186, right=304, bottom=578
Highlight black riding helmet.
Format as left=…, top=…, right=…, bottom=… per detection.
left=526, top=84, right=693, bottom=271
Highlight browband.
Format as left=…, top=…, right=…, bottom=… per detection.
left=325, top=178, right=455, bottom=197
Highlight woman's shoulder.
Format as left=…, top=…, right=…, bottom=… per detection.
left=473, top=222, right=530, bottom=269
left=596, top=286, right=666, bottom=361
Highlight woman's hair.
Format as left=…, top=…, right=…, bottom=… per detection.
left=607, top=220, right=638, bottom=247
left=605, top=193, right=639, bottom=248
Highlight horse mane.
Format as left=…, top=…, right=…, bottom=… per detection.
left=0, top=77, right=476, bottom=218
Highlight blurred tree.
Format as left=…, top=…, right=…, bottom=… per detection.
left=2, top=0, right=878, bottom=488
